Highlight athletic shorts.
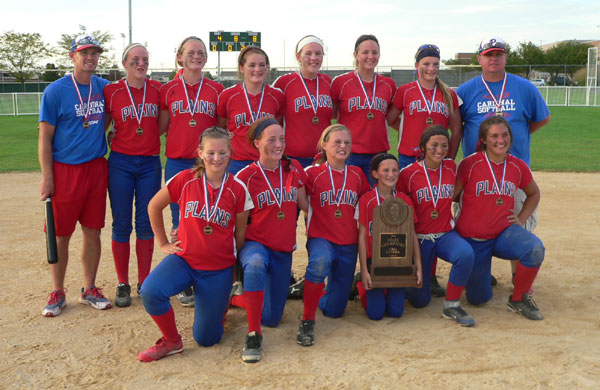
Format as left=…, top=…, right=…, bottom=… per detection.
left=51, top=157, right=108, bottom=236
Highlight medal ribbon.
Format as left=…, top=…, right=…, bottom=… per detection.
left=124, top=78, right=147, bottom=128
left=416, top=80, right=437, bottom=117
left=181, top=75, right=204, bottom=119
left=297, top=72, right=319, bottom=116
left=480, top=73, right=507, bottom=114
left=422, top=160, right=443, bottom=209
left=242, top=83, right=265, bottom=123
left=70, top=74, right=92, bottom=124
left=483, top=152, right=507, bottom=196
left=257, top=161, right=283, bottom=209
left=355, top=71, right=377, bottom=111
left=326, top=162, right=348, bottom=209
left=375, top=186, right=396, bottom=206
left=202, top=172, right=228, bottom=225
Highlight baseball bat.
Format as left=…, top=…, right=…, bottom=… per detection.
left=45, top=197, right=58, bottom=264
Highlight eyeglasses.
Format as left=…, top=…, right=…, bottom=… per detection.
left=479, top=39, right=506, bottom=53
left=71, top=35, right=101, bottom=51
left=201, top=126, right=230, bottom=139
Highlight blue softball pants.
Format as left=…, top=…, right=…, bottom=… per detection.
left=165, top=157, right=196, bottom=229
left=227, top=159, right=254, bottom=175
left=239, top=241, right=292, bottom=327
left=347, top=153, right=378, bottom=186
left=365, top=286, right=406, bottom=320
left=398, top=154, right=418, bottom=170
left=108, top=151, right=161, bottom=242
left=462, top=224, right=545, bottom=306
left=305, top=238, right=358, bottom=318
left=140, top=254, right=233, bottom=347
left=407, top=230, right=474, bottom=308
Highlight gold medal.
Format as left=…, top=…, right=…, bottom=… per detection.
left=312, top=116, right=319, bottom=125
left=334, top=209, right=342, bottom=218
left=367, top=111, right=374, bottom=120
left=496, top=111, right=503, bottom=117
left=136, top=127, right=143, bottom=135
left=496, top=197, right=503, bottom=206
left=431, top=210, right=439, bottom=219
left=277, top=211, right=285, bottom=220
left=189, top=119, right=197, bottom=127
left=83, top=121, right=90, bottom=129
left=426, top=117, right=434, bottom=125
left=204, top=225, right=213, bottom=235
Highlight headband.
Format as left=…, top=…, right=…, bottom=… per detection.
left=122, top=43, right=146, bottom=62
left=253, top=118, right=280, bottom=140
left=296, top=36, right=324, bottom=54
left=371, top=153, right=398, bottom=169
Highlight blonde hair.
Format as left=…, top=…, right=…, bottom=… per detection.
left=175, top=36, right=206, bottom=68
left=192, top=127, right=231, bottom=178
left=435, top=77, right=454, bottom=114
left=315, top=124, right=352, bottom=164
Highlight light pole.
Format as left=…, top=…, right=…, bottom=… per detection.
left=128, top=0, right=132, bottom=44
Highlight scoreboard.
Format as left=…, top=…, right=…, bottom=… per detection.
left=209, top=31, right=261, bottom=52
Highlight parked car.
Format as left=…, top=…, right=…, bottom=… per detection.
left=553, top=76, right=572, bottom=86
left=530, top=79, right=546, bottom=87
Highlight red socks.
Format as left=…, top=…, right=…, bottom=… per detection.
left=431, top=257, right=438, bottom=277
left=150, top=307, right=180, bottom=342
left=356, top=281, right=367, bottom=311
left=512, top=263, right=540, bottom=301
left=244, top=290, right=265, bottom=334
left=136, top=238, right=154, bottom=285
left=112, top=240, right=130, bottom=285
left=445, top=281, right=465, bottom=302
left=231, top=294, right=246, bottom=309
left=302, top=280, right=324, bottom=321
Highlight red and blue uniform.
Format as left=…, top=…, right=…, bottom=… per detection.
left=398, top=159, right=474, bottom=307
left=392, top=82, right=459, bottom=168
left=104, top=78, right=162, bottom=286
left=234, top=159, right=307, bottom=328
left=217, top=83, right=285, bottom=173
left=331, top=71, right=396, bottom=182
left=272, top=73, right=333, bottom=167
left=302, top=163, right=370, bottom=319
left=159, top=77, right=224, bottom=228
left=141, top=169, right=253, bottom=346
left=455, top=152, right=545, bottom=305
left=356, top=189, right=415, bottom=320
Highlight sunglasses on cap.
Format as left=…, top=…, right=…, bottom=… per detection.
left=71, top=35, right=102, bottom=52
left=479, top=38, right=506, bottom=54
left=417, top=44, right=440, bottom=53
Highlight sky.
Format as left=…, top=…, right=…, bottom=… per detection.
left=3, top=0, right=599, bottom=71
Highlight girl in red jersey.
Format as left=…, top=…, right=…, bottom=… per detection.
left=356, top=153, right=422, bottom=320
left=104, top=43, right=162, bottom=307
left=159, top=36, right=225, bottom=306
left=273, top=35, right=334, bottom=168
left=218, top=46, right=285, bottom=174
left=398, top=126, right=475, bottom=326
left=232, top=117, right=308, bottom=363
left=331, top=34, right=396, bottom=184
left=387, top=44, right=462, bottom=297
left=138, top=127, right=253, bottom=362
left=455, top=117, right=545, bottom=321
left=297, top=124, right=370, bottom=347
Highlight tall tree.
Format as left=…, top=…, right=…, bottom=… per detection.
left=508, top=41, right=545, bottom=79
left=0, top=31, right=52, bottom=91
left=544, top=41, right=591, bottom=84
left=56, top=25, right=115, bottom=70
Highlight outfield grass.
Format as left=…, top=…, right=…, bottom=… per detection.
left=0, top=106, right=598, bottom=172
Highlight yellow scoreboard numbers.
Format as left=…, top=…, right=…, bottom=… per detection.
left=209, top=31, right=261, bottom=52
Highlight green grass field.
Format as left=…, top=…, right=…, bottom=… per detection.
left=0, top=106, right=598, bottom=172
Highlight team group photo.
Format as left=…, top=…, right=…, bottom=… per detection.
left=1, top=2, right=599, bottom=387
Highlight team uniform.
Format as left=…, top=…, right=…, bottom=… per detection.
left=397, top=159, right=474, bottom=308
left=356, top=189, right=416, bottom=320
left=331, top=71, right=396, bottom=182
left=272, top=73, right=334, bottom=167
left=140, top=169, right=253, bottom=346
left=455, top=152, right=545, bottom=305
left=217, top=83, right=285, bottom=173
left=104, top=78, right=162, bottom=290
left=302, top=163, right=370, bottom=318
left=159, top=77, right=224, bottom=228
left=233, top=159, right=308, bottom=329
left=392, top=82, right=459, bottom=168
left=40, top=74, right=111, bottom=236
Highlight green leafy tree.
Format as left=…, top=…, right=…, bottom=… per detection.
left=42, top=63, right=63, bottom=82
left=544, top=41, right=591, bottom=84
left=56, top=25, right=115, bottom=69
left=0, top=31, right=52, bottom=91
